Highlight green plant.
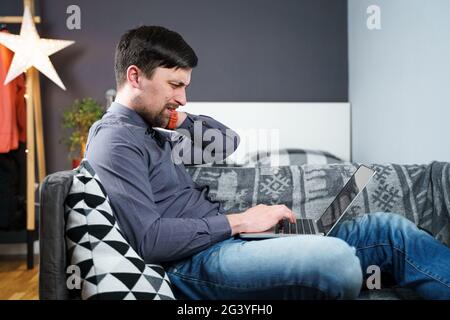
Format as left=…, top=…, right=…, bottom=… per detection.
left=62, top=98, right=104, bottom=159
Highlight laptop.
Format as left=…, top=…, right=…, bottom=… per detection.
left=239, top=165, right=376, bottom=239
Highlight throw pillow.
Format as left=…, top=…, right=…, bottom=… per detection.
left=64, top=159, right=175, bottom=300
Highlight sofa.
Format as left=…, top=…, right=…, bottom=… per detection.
left=39, top=156, right=450, bottom=299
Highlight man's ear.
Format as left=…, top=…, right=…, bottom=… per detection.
left=126, top=65, right=141, bottom=89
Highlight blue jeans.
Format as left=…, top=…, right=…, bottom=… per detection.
left=164, top=212, right=450, bottom=300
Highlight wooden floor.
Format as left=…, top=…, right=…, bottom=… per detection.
left=0, top=255, right=39, bottom=300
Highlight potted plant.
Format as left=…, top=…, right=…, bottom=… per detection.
left=62, top=98, right=104, bottom=168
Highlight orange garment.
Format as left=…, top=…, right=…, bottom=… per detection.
left=0, top=31, right=27, bottom=153
left=166, top=110, right=179, bottom=129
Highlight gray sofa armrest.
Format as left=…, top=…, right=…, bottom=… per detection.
left=39, top=170, right=75, bottom=300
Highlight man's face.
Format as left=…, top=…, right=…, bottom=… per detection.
left=133, top=67, right=191, bottom=128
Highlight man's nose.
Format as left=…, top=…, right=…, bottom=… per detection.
left=174, top=89, right=187, bottom=106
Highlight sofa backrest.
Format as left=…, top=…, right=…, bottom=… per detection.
left=39, top=170, right=75, bottom=300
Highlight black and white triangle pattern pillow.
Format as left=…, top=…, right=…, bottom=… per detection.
left=64, top=159, right=175, bottom=300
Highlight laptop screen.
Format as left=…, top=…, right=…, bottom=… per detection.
left=316, top=165, right=375, bottom=235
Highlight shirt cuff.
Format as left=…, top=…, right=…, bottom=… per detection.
left=204, top=214, right=232, bottom=244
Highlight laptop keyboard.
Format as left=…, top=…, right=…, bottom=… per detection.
left=275, top=219, right=316, bottom=235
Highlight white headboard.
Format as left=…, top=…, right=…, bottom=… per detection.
left=179, top=102, right=351, bottom=162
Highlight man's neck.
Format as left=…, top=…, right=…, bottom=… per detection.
left=114, top=96, right=131, bottom=109
left=114, top=91, right=137, bottom=111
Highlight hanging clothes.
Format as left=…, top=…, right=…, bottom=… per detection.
left=0, top=29, right=27, bottom=154
left=0, top=29, right=27, bottom=230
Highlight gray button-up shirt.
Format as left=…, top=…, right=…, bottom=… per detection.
left=85, top=102, right=239, bottom=263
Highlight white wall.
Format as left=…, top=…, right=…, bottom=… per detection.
left=181, top=102, right=351, bottom=162
left=349, top=0, right=450, bottom=164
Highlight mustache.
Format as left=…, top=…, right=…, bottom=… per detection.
left=165, top=104, right=179, bottom=110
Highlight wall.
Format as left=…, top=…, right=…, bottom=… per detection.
left=1, top=0, right=348, bottom=173
left=349, top=0, right=450, bottom=164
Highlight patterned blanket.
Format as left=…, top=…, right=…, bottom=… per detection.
left=186, top=161, right=450, bottom=246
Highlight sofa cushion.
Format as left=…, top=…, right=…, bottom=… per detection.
left=64, top=159, right=175, bottom=300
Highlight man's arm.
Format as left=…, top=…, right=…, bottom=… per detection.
left=170, top=111, right=241, bottom=165
left=85, top=124, right=232, bottom=263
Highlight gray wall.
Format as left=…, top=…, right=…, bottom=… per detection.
left=349, top=0, right=450, bottom=164
left=2, top=0, right=348, bottom=173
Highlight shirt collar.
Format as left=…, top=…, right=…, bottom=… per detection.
left=107, top=102, right=148, bottom=128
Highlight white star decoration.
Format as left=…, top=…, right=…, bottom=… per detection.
left=0, top=6, right=74, bottom=90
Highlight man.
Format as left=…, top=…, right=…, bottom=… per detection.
left=86, top=26, right=450, bottom=300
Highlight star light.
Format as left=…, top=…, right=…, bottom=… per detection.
left=0, top=6, right=74, bottom=90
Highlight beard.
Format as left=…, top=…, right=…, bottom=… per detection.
left=135, top=102, right=177, bottom=128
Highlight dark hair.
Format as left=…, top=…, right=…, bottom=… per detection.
left=114, top=26, right=198, bottom=88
